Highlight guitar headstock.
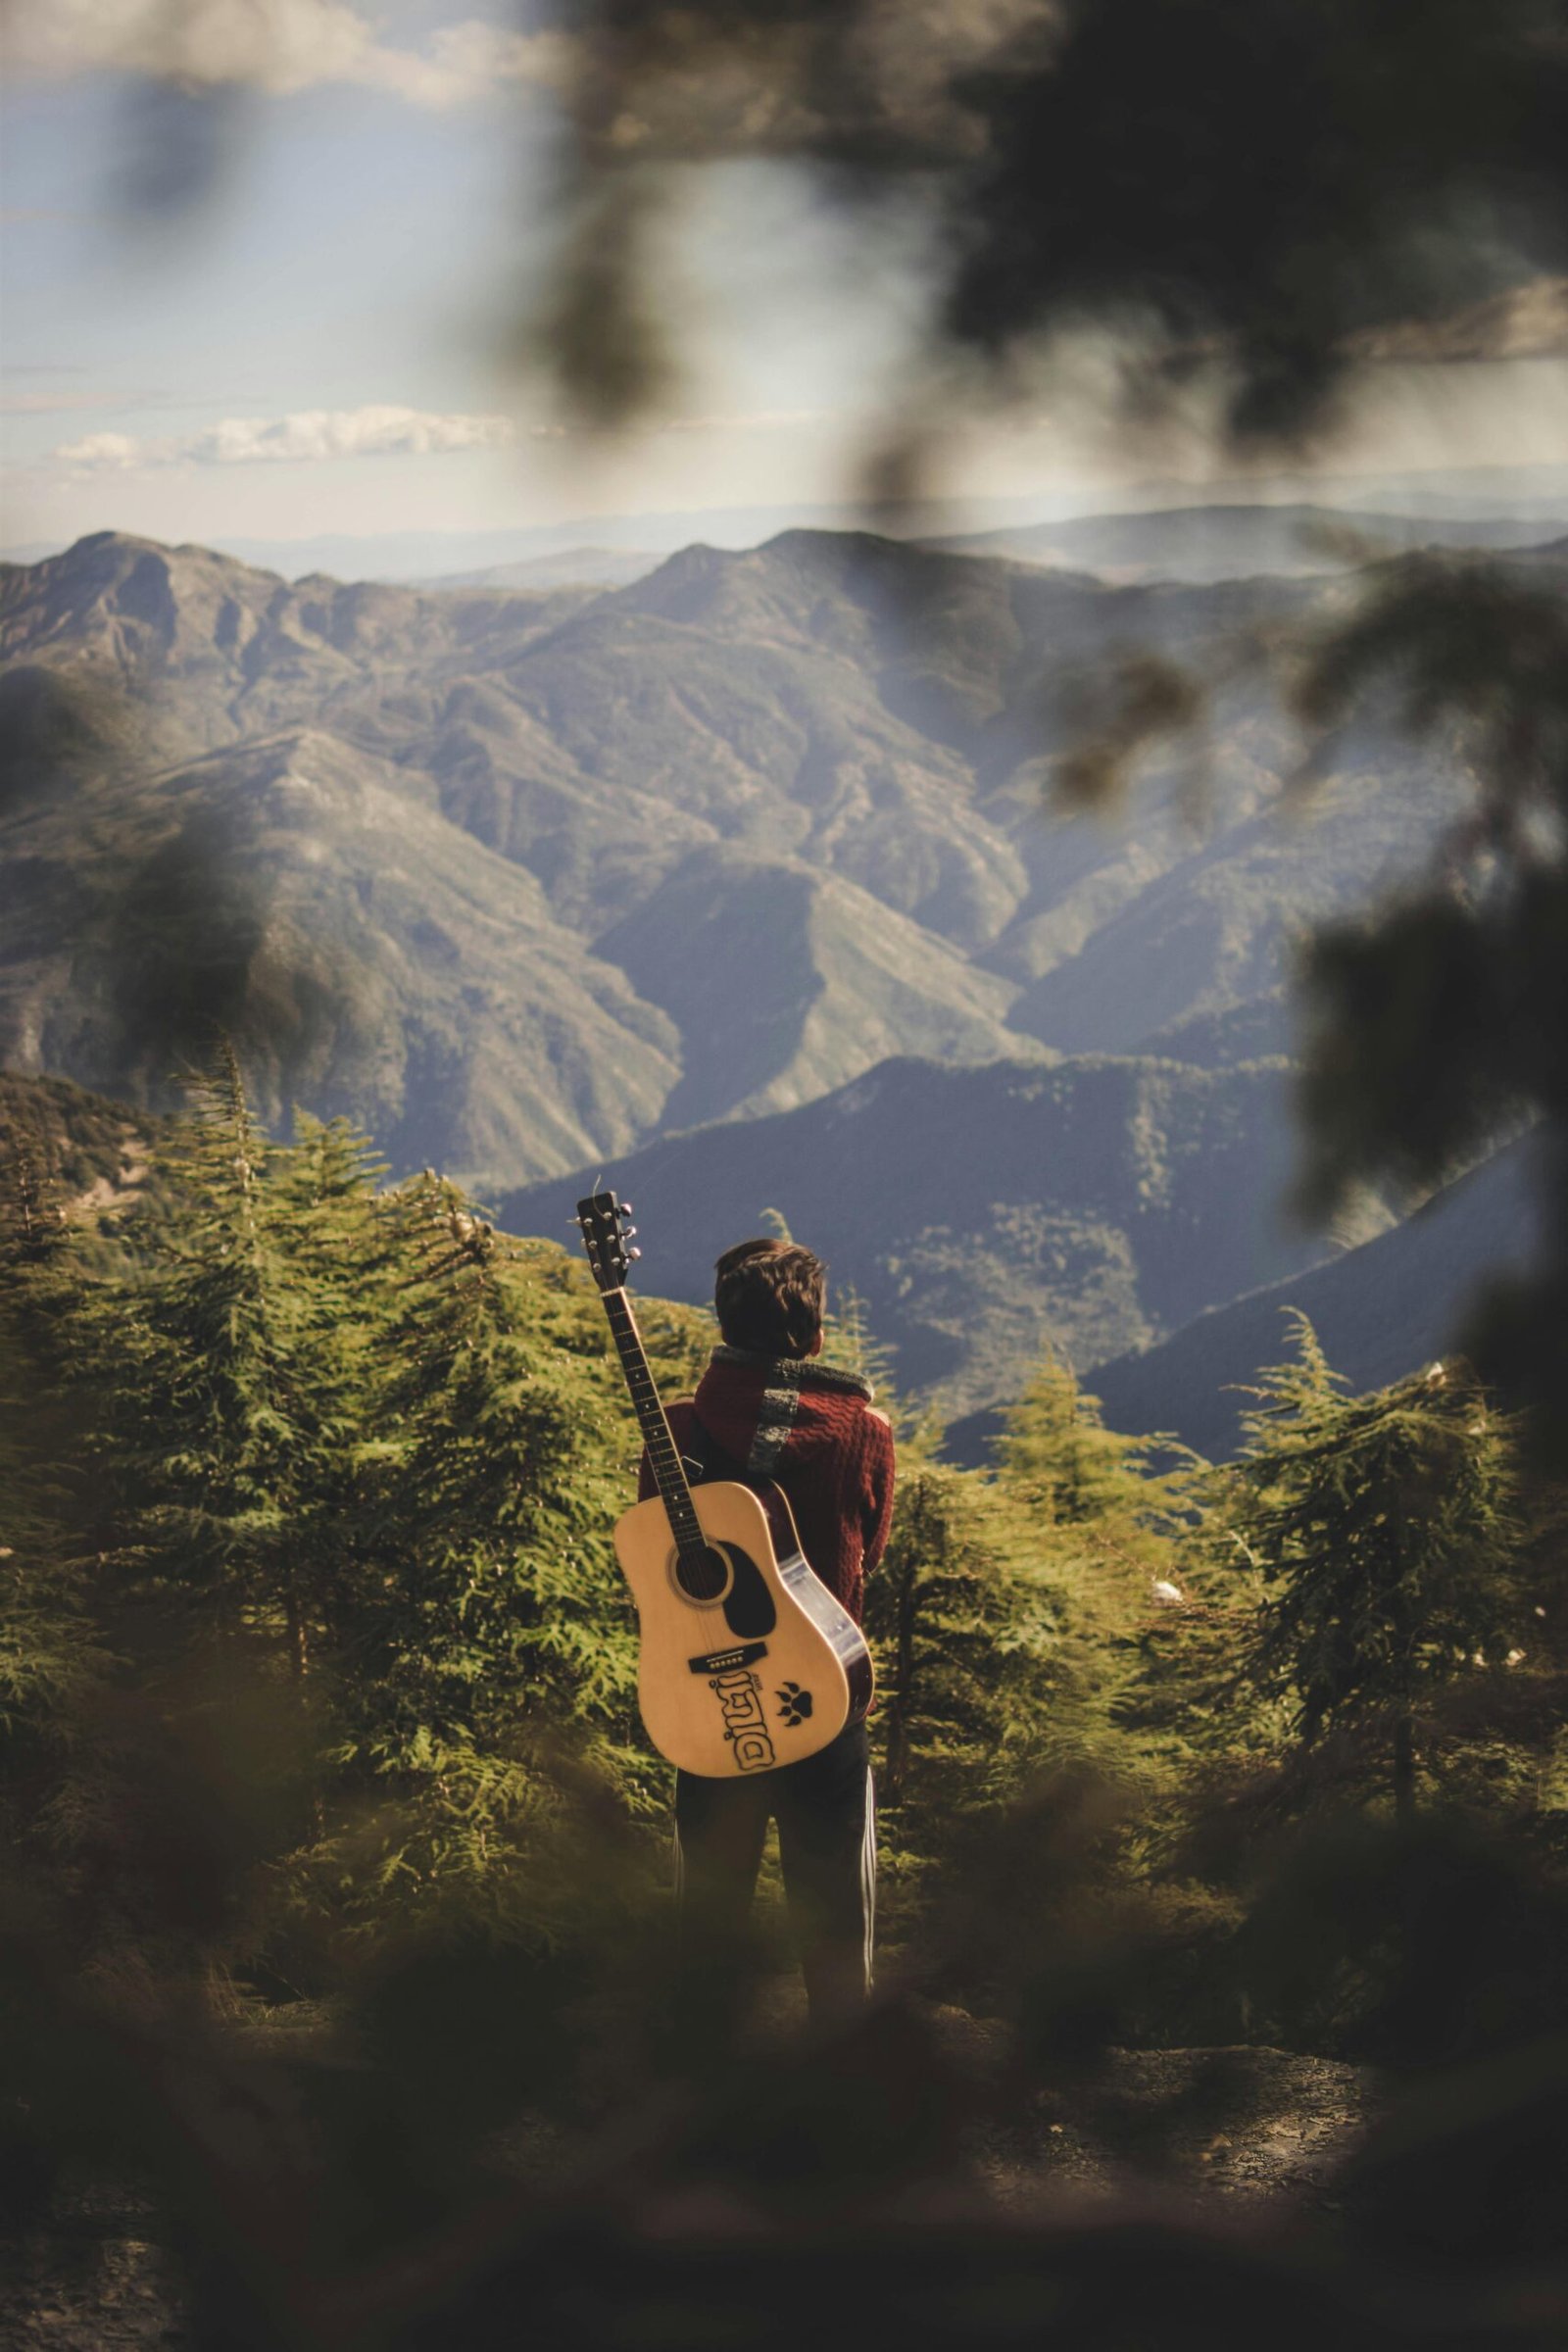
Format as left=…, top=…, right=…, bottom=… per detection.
left=575, top=1189, right=640, bottom=1293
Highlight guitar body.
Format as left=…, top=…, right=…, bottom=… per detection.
left=613, top=1479, right=874, bottom=1778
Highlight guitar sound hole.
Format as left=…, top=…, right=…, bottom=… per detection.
left=673, top=1544, right=732, bottom=1605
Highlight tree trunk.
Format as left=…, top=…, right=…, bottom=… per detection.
left=1393, top=1712, right=1415, bottom=1824
left=284, top=1586, right=310, bottom=1683
left=884, top=1556, right=919, bottom=1803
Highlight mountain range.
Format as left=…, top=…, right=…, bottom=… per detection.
left=497, top=1051, right=1360, bottom=1427
left=932, top=503, right=1565, bottom=582
left=2, top=511, right=1554, bottom=1427
left=1077, top=1129, right=1546, bottom=1461
left=10, top=460, right=1563, bottom=580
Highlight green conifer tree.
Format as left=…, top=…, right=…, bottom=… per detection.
left=67, top=1053, right=378, bottom=1685
left=865, top=1433, right=1059, bottom=1897
left=1229, top=1313, right=1526, bottom=1820
left=0, top=1107, right=109, bottom=1758
left=989, top=1348, right=1204, bottom=1769
left=317, top=1169, right=650, bottom=1929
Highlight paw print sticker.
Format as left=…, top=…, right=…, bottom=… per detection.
left=777, top=1682, right=814, bottom=1727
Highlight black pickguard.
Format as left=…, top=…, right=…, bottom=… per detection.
left=716, top=1544, right=777, bottom=1640
left=685, top=1425, right=872, bottom=1726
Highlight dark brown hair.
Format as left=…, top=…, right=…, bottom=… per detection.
left=713, top=1238, right=825, bottom=1359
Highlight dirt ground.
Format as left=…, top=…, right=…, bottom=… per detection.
left=0, top=2011, right=1381, bottom=2351
left=950, top=2028, right=1382, bottom=2213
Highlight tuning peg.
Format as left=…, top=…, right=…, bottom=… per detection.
left=624, top=1224, right=638, bottom=1238
left=628, top=1247, right=642, bottom=1261
left=621, top=1200, right=633, bottom=1214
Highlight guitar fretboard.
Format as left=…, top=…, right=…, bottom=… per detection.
left=602, top=1289, right=705, bottom=1556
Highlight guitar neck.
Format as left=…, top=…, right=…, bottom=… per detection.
left=601, top=1289, right=705, bottom=1555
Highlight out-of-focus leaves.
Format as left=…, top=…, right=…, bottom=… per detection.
left=1291, top=558, right=1568, bottom=828
left=942, top=0, right=1568, bottom=441
left=108, top=804, right=273, bottom=1087
left=523, top=167, right=683, bottom=430
left=1342, top=2033, right=1568, bottom=2270
left=533, top=0, right=1568, bottom=448
left=1236, top=1813, right=1568, bottom=2069
left=1052, top=649, right=1207, bottom=814
left=112, top=79, right=249, bottom=220
left=1278, top=554, right=1568, bottom=1445
left=0, top=666, right=143, bottom=812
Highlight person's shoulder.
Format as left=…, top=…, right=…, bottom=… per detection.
left=858, top=1402, right=894, bottom=1456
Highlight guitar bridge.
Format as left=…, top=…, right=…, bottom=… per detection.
left=687, top=1642, right=767, bottom=1674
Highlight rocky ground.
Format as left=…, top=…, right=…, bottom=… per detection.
left=960, top=2035, right=1381, bottom=2214
left=0, top=2015, right=1380, bottom=2350
left=0, top=2185, right=189, bottom=2352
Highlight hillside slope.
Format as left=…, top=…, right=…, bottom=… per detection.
left=1077, top=1132, right=1546, bottom=1460
left=497, top=1052, right=1359, bottom=1422
left=0, top=726, right=680, bottom=1185
left=6, top=521, right=1544, bottom=1395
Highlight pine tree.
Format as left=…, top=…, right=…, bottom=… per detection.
left=991, top=1348, right=1191, bottom=1531
left=824, top=1280, right=900, bottom=1404
left=0, top=1106, right=109, bottom=1759
left=865, top=1434, right=1060, bottom=1896
left=65, top=1053, right=382, bottom=1686
left=311, top=1169, right=651, bottom=1930
left=988, top=1348, right=1205, bottom=1768
left=1229, top=1313, right=1526, bottom=1820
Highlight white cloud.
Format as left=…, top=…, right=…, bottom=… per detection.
left=47, top=403, right=839, bottom=470
left=3, top=0, right=574, bottom=110
left=53, top=405, right=524, bottom=467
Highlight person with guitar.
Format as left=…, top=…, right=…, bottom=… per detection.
left=640, top=1238, right=896, bottom=2032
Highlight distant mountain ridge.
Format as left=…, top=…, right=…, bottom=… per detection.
left=932, top=503, right=1568, bottom=582
left=425, top=549, right=664, bottom=593
left=495, top=1051, right=1372, bottom=1424
left=11, top=463, right=1562, bottom=577
left=5, top=514, right=1558, bottom=1419
left=1075, top=1131, right=1546, bottom=1461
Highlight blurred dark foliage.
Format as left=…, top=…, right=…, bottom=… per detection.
left=108, top=804, right=272, bottom=1085
left=113, top=79, right=250, bottom=220
left=5, top=1735, right=1568, bottom=2348
left=1293, top=561, right=1568, bottom=1200
left=1241, top=1811, right=1568, bottom=2069
left=940, top=0, right=1568, bottom=442
left=539, top=0, right=1568, bottom=444
left=531, top=1, right=1568, bottom=1453
left=1287, top=558, right=1568, bottom=1455
left=0, top=664, right=134, bottom=814
left=1052, top=649, right=1209, bottom=814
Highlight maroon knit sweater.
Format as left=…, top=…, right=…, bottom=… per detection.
left=637, top=1346, right=896, bottom=1627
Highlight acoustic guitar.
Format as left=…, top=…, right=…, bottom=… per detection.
left=576, top=1189, right=874, bottom=1777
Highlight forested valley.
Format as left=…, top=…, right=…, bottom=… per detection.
left=4, top=1058, right=1565, bottom=2345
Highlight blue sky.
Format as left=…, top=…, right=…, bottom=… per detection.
left=0, top=4, right=933, bottom=555
left=4, top=1, right=1566, bottom=561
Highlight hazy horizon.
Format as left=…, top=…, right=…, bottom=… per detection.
left=9, top=457, right=1568, bottom=583
left=5, top=2, right=1566, bottom=563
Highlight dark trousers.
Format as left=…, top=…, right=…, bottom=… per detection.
left=673, top=1721, right=875, bottom=2030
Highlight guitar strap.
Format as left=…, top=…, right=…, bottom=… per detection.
left=687, top=1411, right=805, bottom=1585
left=683, top=1411, right=752, bottom=1489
